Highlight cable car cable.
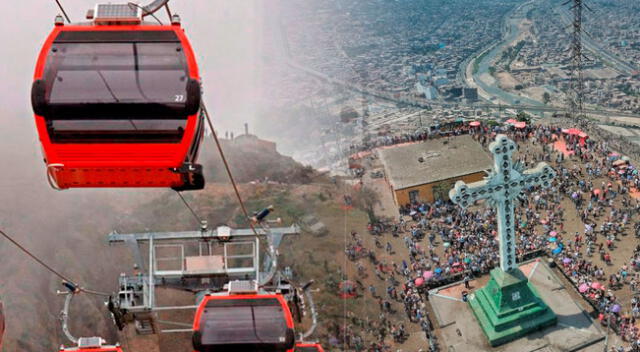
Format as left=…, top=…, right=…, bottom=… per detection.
left=201, top=103, right=258, bottom=236
left=0, top=228, right=110, bottom=297
left=127, top=2, right=163, bottom=25
left=53, top=0, right=71, bottom=23
left=175, top=190, right=203, bottom=225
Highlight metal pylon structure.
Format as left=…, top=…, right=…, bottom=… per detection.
left=106, top=223, right=300, bottom=335
left=565, top=0, right=588, bottom=122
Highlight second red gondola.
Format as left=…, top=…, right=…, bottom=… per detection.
left=192, top=293, right=295, bottom=352
left=295, top=343, right=325, bottom=352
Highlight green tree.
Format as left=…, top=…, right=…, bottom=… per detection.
left=516, top=111, right=531, bottom=124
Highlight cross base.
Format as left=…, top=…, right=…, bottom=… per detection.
left=468, top=268, right=557, bottom=347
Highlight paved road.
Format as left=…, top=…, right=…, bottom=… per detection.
left=465, top=0, right=544, bottom=107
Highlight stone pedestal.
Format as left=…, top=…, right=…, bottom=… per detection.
left=468, top=268, right=557, bottom=346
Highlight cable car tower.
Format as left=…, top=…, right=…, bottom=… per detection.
left=106, top=220, right=301, bottom=335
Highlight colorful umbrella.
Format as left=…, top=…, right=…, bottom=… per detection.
left=562, top=258, right=572, bottom=264
left=469, top=121, right=481, bottom=127
left=434, top=268, right=443, bottom=274
left=593, top=189, right=601, bottom=195
left=415, top=278, right=425, bottom=287
left=578, top=283, right=589, bottom=293
left=591, top=282, right=602, bottom=290
left=514, top=121, right=526, bottom=129
left=611, top=304, right=621, bottom=313
left=505, top=119, right=517, bottom=125
left=550, top=231, right=558, bottom=237
left=552, top=246, right=563, bottom=255
left=548, top=237, right=557, bottom=242
left=423, top=271, right=433, bottom=279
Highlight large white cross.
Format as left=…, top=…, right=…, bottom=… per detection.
left=449, top=134, right=556, bottom=272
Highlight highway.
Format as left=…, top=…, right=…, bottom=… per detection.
left=464, top=0, right=544, bottom=107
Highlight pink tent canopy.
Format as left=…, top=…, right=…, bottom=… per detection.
left=505, top=119, right=518, bottom=125
left=563, top=128, right=583, bottom=136
left=349, top=151, right=372, bottom=160
left=469, top=121, right=481, bottom=127
left=514, top=121, right=527, bottom=129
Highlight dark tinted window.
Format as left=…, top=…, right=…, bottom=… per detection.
left=44, top=42, right=188, bottom=105
left=199, top=301, right=288, bottom=345
left=47, top=119, right=185, bottom=143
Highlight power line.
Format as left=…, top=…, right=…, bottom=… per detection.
left=54, top=0, right=71, bottom=23
left=201, top=103, right=258, bottom=236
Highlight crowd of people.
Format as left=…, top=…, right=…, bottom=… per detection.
left=332, top=120, right=640, bottom=351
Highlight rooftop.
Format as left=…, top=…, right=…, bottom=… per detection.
left=378, top=135, right=492, bottom=190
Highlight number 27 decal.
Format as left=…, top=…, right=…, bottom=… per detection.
left=175, top=95, right=185, bottom=102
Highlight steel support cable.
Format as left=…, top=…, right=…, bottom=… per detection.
left=127, top=2, right=163, bottom=25
left=201, top=103, right=258, bottom=236
left=175, top=190, right=203, bottom=225
left=0, top=228, right=110, bottom=296
left=54, top=0, right=71, bottom=23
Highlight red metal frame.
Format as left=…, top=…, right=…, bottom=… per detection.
left=192, top=294, right=295, bottom=352
left=33, top=23, right=202, bottom=189
left=59, top=348, right=123, bottom=352
left=295, top=343, right=325, bottom=352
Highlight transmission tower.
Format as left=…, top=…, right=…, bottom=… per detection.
left=564, top=0, right=589, bottom=121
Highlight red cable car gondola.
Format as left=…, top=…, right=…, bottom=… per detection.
left=32, top=5, right=205, bottom=191
left=0, top=300, right=4, bottom=349
left=192, top=294, right=295, bottom=352
left=295, top=343, right=325, bottom=352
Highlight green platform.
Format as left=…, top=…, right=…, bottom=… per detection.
left=468, top=268, right=557, bottom=347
